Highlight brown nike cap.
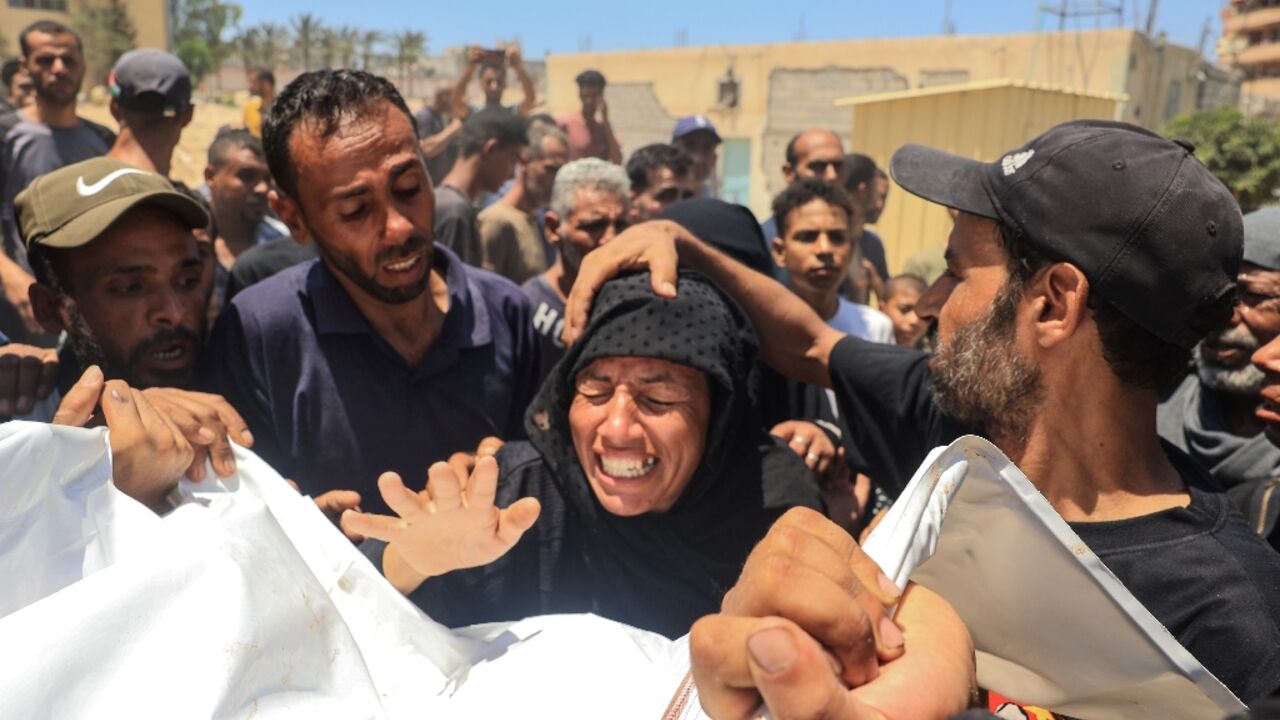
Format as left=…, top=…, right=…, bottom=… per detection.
left=15, top=157, right=208, bottom=251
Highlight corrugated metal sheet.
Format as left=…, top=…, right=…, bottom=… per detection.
left=842, top=79, right=1125, bottom=275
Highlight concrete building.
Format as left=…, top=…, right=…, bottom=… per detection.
left=1221, top=0, right=1280, bottom=115
left=2, top=0, right=170, bottom=76
left=545, top=29, right=1233, bottom=218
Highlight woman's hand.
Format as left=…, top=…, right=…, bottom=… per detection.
left=341, top=456, right=541, bottom=595
left=770, top=420, right=841, bottom=476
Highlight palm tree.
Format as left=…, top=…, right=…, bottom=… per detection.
left=392, top=29, right=426, bottom=97
left=336, top=26, right=360, bottom=69
left=258, top=22, right=290, bottom=71
left=359, top=30, right=383, bottom=72
left=318, top=27, right=338, bottom=68
left=291, top=12, right=323, bottom=71
left=236, top=22, right=290, bottom=72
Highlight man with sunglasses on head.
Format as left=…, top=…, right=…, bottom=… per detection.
left=522, top=158, right=630, bottom=381
left=626, top=143, right=696, bottom=224
left=759, top=129, right=847, bottom=265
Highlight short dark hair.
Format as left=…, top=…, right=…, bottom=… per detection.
left=997, top=224, right=1206, bottom=392
left=20, top=21, right=80, bottom=57
left=2, top=58, right=20, bottom=89
left=576, top=69, right=606, bottom=89
left=626, top=143, right=691, bottom=193
left=207, top=128, right=264, bottom=168
left=262, top=69, right=416, bottom=198
left=27, top=243, right=63, bottom=290
left=771, top=178, right=854, bottom=238
left=457, top=107, right=529, bottom=158
left=874, top=167, right=888, bottom=180
left=885, top=273, right=927, bottom=298
left=784, top=133, right=802, bottom=167
left=844, top=153, right=878, bottom=193
left=254, top=68, right=275, bottom=86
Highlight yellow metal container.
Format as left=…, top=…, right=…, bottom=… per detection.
left=838, top=80, right=1126, bottom=274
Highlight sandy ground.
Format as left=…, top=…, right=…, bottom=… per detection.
left=78, top=99, right=248, bottom=190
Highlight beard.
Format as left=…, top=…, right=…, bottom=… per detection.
left=32, top=73, right=78, bottom=107
left=930, top=278, right=1043, bottom=446
left=1195, top=326, right=1265, bottom=396
left=313, top=229, right=432, bottom=305
left=64, top=304, right=204, bottom=389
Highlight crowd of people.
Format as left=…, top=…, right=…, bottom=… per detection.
left=2, top=18, right=1280, bottom=719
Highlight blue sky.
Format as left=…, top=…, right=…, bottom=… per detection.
left=239, top=0, right=1222, bottom=61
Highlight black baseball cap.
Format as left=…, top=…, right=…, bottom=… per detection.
left=891, top=119, right=1242, bottom=350
left=109, top=49, right=191, bottom=117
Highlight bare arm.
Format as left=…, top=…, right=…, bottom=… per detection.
left=0, top=249, right=39, bottom=333
left=419, top=116, right=464, bottom=159
left=600, top=98, right=623, bottom=164
left=563, top=220, right=845, bottom=388
left=450, top=47, right=481, bottom=119
left=508, top=46, right=536, bottom=117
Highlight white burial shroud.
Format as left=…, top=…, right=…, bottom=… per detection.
left=0, top=423, right=1246, bottom=719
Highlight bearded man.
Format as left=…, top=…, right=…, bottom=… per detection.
left=562, top=120, right=1280, bottom=703
left=1158, top=207, right=1280, bottom=489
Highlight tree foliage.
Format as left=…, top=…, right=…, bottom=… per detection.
left=1163, top=107, right=1280, bottom=214
left=70, top=0, right=137, bottom=87
left=172, top=0, right=241, bottom=87
left=236, top=22, right=290, bottom=73
left=291, top=13, right=322, bottom=72
left=392, top=30, right=426, bottom=96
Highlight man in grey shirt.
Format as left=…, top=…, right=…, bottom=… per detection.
left=0, top=21, right=114, bottom=342
left=1158, top=207, right=1280, bottom=490
left=433, top=108, right=526, bottom=266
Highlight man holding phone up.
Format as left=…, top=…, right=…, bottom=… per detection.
left=451, top=44, right=536, bottom=119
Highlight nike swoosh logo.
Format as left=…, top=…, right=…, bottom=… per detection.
left=75, top=168, right=149, bottom=197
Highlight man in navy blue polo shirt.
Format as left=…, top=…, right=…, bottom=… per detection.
left=202, top=69, right=541, bottom=515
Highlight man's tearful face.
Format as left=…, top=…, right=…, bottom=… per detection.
left=55, top=205, right=207, bottom=389
left=569, top=356, right=710, bottom=517
left=283, top=103, right=436, bottom=306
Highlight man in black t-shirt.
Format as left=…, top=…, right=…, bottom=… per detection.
left=565, top=120, right=1280, bottom=702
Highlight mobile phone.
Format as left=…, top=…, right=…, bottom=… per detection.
left=481, top=48, right=505, bottom=66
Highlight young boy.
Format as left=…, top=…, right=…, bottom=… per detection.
left=770, top=178, right=893, bottom=343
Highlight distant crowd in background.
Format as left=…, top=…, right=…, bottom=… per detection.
left=4, top=17, right=1280, bottom=720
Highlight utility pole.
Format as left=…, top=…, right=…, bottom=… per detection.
left=1144, top=0, right=1159, bottom=36
left=1196, top=15, right=1212, bottom=57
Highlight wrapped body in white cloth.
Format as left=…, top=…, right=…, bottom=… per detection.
left=0, top=422, right=1243, bottom=719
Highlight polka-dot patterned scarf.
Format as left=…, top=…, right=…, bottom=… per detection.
left=524, top=270, right=821, bottom=638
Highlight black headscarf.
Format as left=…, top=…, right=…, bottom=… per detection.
left=660, top=198, right=776, bottom=277
left=524, top=270, right=820, bottom=636
left=392, top=271, right=821, bottom=637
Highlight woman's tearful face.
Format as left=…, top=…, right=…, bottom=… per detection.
left=569, top=356, right=711, bottom=516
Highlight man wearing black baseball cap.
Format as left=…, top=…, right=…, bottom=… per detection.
left=105, top=49, right=194, bottom=179
left=563, top=119, right=1280, bottom=708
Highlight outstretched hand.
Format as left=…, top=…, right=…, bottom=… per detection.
left=341, top=456, right=541, bottom=595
